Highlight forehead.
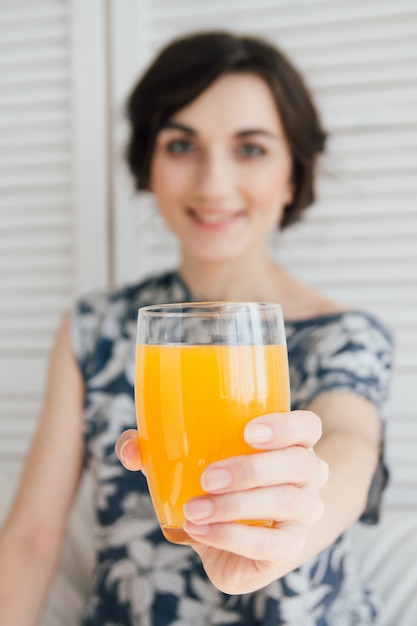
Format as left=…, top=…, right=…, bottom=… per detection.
left=171, top=73, right=284, bottom=134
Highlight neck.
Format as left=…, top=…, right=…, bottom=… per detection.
left=179, top=251, right=284, bottom=303
left=178, top=251, right=346, bottom=322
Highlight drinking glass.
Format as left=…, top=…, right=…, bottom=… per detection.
left=135, top=301, right=290, bottom=544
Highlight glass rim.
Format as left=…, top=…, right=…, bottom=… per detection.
left=138, top=301, right=283, bottom=318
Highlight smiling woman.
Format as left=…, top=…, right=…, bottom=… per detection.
left=0, top=29, right=394, bottom=626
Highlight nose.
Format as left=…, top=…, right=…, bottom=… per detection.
left=194, top=148, right=234, bottom=203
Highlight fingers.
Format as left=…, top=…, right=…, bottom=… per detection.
left=244, top=410, right=322, bottom=450
left=184, top=451, right=327, bottom=552
left=184, top=485, right=324, bottom=527
left=114, top=429, right=143, bottom=471
left=183, top=413, right=328, bottom=553
left=183, top=518, right=307, bottom=563
left=184, top=449, right=326, bottom=533
left=200, top=447, right=328, bottom=494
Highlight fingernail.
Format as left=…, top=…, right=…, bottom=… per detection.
left=183, top=498, right=214, bottom=521
left=244, top=423, right=273, bottom=444
left=201, top=468, right=231, bottom=492
left=119, top=441, right=129, bottom=463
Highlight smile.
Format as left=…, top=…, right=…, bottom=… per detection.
left=187, top=208, right=244, bottom=227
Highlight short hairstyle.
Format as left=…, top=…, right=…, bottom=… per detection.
left=126, top=31, right=327, bottom=229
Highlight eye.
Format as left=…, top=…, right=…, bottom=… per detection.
left=166, top=139, right=196, bottom=155
left=236, top=143, right=266, bottom=158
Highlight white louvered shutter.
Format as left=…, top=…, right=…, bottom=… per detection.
left=0, top=0, right=108, bottom=476
left=109, top=0, right=417, bottom=511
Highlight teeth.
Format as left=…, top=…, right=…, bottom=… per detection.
left=201, top=214, right=231, bottom=223
left=193, top=211, right=235, bottom=224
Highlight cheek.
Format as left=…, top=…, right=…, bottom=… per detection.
left=244, top=165, right=292, bottom=207
left=151, top=159, right=191, bottom=204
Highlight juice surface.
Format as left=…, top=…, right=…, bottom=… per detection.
left=135, top=344, right=290, bottom=541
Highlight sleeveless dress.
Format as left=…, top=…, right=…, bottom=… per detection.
left=70, top=271, right=393, bottom=626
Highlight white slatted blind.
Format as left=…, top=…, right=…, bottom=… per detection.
left=110, top=0, right=417, bottom=510
left=0, top=0, right=107, bottom=473
left=0, top=0, right=109, bottom=476
left=0, top=0, right=75, bottom=472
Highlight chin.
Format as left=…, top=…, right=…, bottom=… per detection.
left=188, top=248, right=247, bottom=265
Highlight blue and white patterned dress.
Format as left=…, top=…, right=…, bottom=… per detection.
left=70, top=271, right=393, bottom=626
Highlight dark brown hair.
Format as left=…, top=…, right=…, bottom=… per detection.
left=126, top=31, right=327, bottom=229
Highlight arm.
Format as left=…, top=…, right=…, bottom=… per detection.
left=0, top=313, right=85, bottom=626
left=298, top=390, right=380, bottom=561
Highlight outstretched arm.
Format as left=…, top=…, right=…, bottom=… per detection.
left=0, top=314, right=85, bottom=626
left=116, top=390, right=380, bottom=595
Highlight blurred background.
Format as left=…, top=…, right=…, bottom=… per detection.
left=0, top=0, right=416, bottom=528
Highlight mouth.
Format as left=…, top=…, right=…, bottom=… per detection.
left=186, top=207, right=245, bottom=227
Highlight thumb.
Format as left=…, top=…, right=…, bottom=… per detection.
left=115, top=429, right=143, bottom=471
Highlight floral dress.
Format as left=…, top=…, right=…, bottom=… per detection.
left=70, top=271, right=393, bottom=626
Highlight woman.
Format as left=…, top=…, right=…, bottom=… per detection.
left=0, top=32, right=393, bottom=625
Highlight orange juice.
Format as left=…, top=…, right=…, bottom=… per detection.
left=135, top=343, right=290, bottom=543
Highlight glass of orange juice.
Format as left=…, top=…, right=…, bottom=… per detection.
left=135, top=302, right=290, bottom=544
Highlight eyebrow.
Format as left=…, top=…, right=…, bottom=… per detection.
left=162, top=121, right=196, bottom=135
left=161, top=121, right=280, bottom=140
left=236, top=128, right=279, bottom=140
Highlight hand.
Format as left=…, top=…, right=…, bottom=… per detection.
left=115, top=411, right=328, bottom=595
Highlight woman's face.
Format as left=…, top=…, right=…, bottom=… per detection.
left=149, top=73, right=293, bottom=264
